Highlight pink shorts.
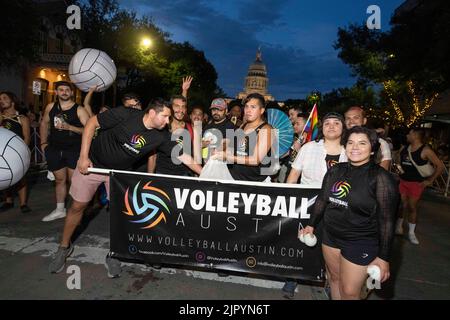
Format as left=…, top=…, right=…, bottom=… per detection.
left=399, top=179, right=424, bottom=200
left=69, top=168, right=110, bottom=203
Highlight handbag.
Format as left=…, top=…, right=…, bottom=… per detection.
left=407, top=146, right=434, bottom=178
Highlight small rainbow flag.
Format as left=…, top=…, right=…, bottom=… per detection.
left=302, top=103, right=319, bottom=143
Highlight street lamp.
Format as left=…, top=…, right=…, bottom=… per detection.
left=141, top=37, right=152, bottom=49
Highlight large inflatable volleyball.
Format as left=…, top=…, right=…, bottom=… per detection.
left=68, top=48, right=117, bottom=92
left=0, top=128, right=31, bottom=191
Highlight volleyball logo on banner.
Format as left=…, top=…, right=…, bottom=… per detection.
left=123, top=181, right=171, bottom=229
left=68, top=48, right=117, bottom=92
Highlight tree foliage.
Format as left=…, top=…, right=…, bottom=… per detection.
left=0, top=0, right=41, bottom=68
left=321, top=82, right=380, bottom=122
left=387, top=0, right=450, bottom=93
left=78, top=0, right=222, bottom=107
left=333, top=1, right=449, bottom=127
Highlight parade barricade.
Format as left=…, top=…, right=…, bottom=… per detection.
left=90, top=168, right=326, bottom=282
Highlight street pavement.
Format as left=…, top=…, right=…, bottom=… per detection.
left=0, top=171, right=449, bottom=300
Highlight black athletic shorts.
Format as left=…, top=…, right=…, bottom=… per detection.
left=45, top=146, right=80, bottom=171
left=322, top=228, right=379, bottom=266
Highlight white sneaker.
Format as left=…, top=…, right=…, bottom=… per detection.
left=408, top=233, right=419, bottom=245
left=42, top=208, right=66, bottom=222
left=47, top=171, right=55, bottom=181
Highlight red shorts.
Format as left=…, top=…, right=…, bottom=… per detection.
left=399, top=179, right=424, bottom=200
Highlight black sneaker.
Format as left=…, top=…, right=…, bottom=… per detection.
left=0, top=202, right=13, bottom=212
left=49, top=243, right=74, bottom=273
left=20, top=205, right=31, bottom=213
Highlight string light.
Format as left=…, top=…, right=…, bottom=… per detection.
left=406, top=80, right=439, bottom=127
left=383, top=80, right=404, bottom=127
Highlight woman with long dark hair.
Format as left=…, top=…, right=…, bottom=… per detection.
left=300, top=126, right=399, bottom=299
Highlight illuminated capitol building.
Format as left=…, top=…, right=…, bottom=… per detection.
left=237, top=49, right=275, bottom=102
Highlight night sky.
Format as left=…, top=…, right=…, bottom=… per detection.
left=119, top=0, right=405, bottom=100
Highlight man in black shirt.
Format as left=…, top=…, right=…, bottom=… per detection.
left=49, top=99, right=202, bottom=276
left=142, top=78, right=194, bottom=173
left=148, top=95, right=196, bottom=176
left=228, top=100, right=243, bottom=127
left=202, top=98, right=236, bottom=162
left=40, top=81, right=90, bottom=222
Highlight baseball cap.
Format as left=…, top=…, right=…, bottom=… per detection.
left=210, top=98, right=227, bottom=110
left=54, top=81, right=74, bottom=91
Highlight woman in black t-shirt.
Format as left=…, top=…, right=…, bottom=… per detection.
left=300, top=126, right=399, bottom=300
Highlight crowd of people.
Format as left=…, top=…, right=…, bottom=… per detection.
left=0, top=76, right=447, bottom=300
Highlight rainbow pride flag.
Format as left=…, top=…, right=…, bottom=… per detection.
left=302, top=103, right=319, bottom=143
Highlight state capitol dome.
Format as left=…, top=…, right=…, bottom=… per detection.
left=238, top=48, right=274, bottom=101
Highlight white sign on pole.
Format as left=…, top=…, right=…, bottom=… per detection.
left=32, top=81, right=41, bottom=95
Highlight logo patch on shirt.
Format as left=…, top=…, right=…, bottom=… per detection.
left=236, top=137, right=248, bottom=156
left=327, top=159, right=339, bottom=168
left=130, top=134, right=146, bottom=149
left=331, top=181, right=351, bottom=199
left=329, top=181, right=351, bottom=208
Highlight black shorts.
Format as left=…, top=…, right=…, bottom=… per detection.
left=45, top=146, right=80, bottom=171
left=322, top=228, right=379, bottom=266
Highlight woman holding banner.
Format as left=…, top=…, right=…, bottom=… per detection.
left=283, top=112, right=347, bottom=297
left=300, top=126, right=399, bottom=300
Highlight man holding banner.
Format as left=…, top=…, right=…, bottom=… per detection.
left=48, top=99, right=202, bottom=277
left=213, top=93, right=273, bottom=182
left=101, top=93, right=326, bottom=285
left=108, top=168, right=326, bottom=282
